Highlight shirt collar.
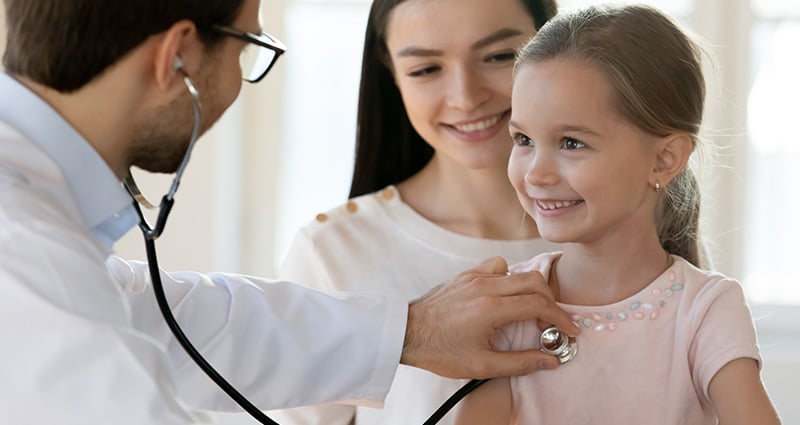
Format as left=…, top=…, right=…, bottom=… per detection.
left=0, top=72, right=137, bottom=247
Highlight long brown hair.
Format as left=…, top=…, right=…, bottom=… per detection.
left=515, top=4, right=707, bottom=266
left=348, top=0, right=558, bottom=198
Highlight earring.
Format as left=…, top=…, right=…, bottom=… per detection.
left=653, top=180, right=662, bottom=192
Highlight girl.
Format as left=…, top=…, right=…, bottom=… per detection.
left=269, top=0, right=560, bottom=424
left=456, top=4, right=781, bottom=424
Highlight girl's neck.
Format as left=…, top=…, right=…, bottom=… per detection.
left=396, top=156, right=539, bottom=240
left=551, top=236, right=674, bottom=306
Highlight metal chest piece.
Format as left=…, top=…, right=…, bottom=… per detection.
left=539, top=326, right=578, bottom=364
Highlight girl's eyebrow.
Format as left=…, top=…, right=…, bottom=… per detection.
left=396, top=28, right=526, bottom=58
left=508, top=121, right=602, bottom=137
left=559, top=124, right=601, bottom=136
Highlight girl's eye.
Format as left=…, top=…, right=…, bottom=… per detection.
left=408, top=66, right=440, bottom=78
left=561, top=137, right=586, bottom=150
left=512, top=133, right=534, bottom=147
left=486, top=51, right=516, bottom=63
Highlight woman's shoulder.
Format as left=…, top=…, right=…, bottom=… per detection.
left=296, top=186, right=402, bottom=236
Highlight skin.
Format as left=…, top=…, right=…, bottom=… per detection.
left=454, top=58, right=780, bottom=424
left=9, top=0, right=579, bottom=383
left=385, top=0, right=541, bottom=240
left=508, top=59, right=678, bottom=305
left=402, top=256, right=579, bottom=379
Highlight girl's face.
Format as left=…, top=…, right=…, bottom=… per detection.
left=507, top=59, right=662, bottom=245
left=385, top=0, right=536, bottom=171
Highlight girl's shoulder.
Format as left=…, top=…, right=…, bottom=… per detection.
left=669, top=256, right=744, bottom=297
left=509, top=251, right=562, bottom=275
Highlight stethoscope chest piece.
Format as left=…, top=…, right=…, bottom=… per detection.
left=539, top=326, right=578, bottom=364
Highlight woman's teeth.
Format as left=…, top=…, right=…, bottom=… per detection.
left=452, top=114, right=501, bottom=133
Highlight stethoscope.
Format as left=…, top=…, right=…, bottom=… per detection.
left=124, top=73, right=578, bottom=425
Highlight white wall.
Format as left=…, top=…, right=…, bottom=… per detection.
left=115, top=0, right=291, bottom=277
left=0, top=5, right=5, bottom=69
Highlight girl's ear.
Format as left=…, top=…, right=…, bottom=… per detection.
left=651, top=133, right=694, bottom=187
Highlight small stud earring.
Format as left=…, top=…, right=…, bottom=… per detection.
left=653, top=181, right=662, bottom=192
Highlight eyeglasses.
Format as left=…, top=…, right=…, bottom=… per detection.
left=213, top=25, right=286, bottom=83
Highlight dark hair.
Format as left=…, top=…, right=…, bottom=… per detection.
left=348, top=0, right=558, bottom=198
left=515, top=4, right=707, bottom=266
left=2, top=0, right=244, bottom=92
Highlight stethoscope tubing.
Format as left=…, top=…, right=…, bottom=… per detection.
left=128, top=73, right=480, bottom=424
left=139, top=222, right=485, bottom=424
left=139, top=223, right=279, bottom=424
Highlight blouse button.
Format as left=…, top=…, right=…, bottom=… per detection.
left=346, top=201, right=358, bottom=213
left=380, top=187, right=395, bottom=200
left=315, top=213, right=329, bottom=223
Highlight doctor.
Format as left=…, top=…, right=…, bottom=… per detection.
left=0, top=0, right=578, bottom=423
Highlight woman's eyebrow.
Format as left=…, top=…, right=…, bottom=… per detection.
left=395, top=28, right=526, bottom=58
left=471, top=28, right=525, bottom=50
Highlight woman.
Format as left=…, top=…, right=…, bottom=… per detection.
left=270, top=0, right=559, bottom=424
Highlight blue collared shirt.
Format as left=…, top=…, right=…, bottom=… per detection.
left=0, top=72, right=137, bottom=248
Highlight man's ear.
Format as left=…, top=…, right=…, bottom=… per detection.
left=651, top=133, right=694, bottom=187
left=152, top=20, right=202, bottom=92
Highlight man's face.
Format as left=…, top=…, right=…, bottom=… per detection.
left=129, top=0, right=260, bottom=174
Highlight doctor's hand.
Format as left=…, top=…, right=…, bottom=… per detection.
left=401, top=256, right=579, bottom=379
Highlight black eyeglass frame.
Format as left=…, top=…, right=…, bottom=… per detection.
left=213, top=25, right=286, bottom=83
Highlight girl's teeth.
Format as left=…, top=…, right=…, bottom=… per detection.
left=538, top=200, right=581, bottom=210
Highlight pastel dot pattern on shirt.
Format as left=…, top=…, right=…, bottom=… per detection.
left=569, top=270, right=684, bottom=332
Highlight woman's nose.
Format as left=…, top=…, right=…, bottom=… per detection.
left=446, top=67, right=490, bottom=111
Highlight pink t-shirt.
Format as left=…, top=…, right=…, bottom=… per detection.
left=498, top=252, right=761, bottom=425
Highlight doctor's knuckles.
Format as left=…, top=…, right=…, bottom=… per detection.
left=401, top=256, right=579, bottom=379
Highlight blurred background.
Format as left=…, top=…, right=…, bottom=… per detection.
left=2, top=0, right=798, bottom=422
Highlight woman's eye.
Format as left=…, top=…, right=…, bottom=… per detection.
left=561, top=137, right=586, bottom=150
left=512, top=133, right=533, bottom=147
left=408, top=66, right=440, bottom=77
left=486, top=51, right=516, bottom=63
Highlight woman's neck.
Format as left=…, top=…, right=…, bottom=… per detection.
left=396, top=156, right=539, bottom=240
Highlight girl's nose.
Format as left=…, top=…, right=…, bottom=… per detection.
left=523, top=148, right=559, bottom=187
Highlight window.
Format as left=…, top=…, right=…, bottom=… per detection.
left=274, top=0, right=371, bottom=264
left=744, top=6, right=800, bottom=304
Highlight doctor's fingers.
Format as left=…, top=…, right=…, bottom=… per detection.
left=476, top=270, right=555, bottom=299
left=476, top=348, right=563, bottom=378
left=485, top=292, right=579, bottom=337
left=413, top=257, right=512, bottom=302
left=469, top=256, right=510, bottom=275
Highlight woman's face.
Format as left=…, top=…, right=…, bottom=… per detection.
left=385, top=0, right=537, bottom=171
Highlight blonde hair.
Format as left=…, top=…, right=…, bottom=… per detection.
left=515, top=4, right=707, bottom=267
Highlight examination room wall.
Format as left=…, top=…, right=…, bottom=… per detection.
left=2, top=1, right=799, bottom=422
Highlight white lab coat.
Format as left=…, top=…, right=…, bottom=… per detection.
left=0, top=72, right=406, bottom=424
